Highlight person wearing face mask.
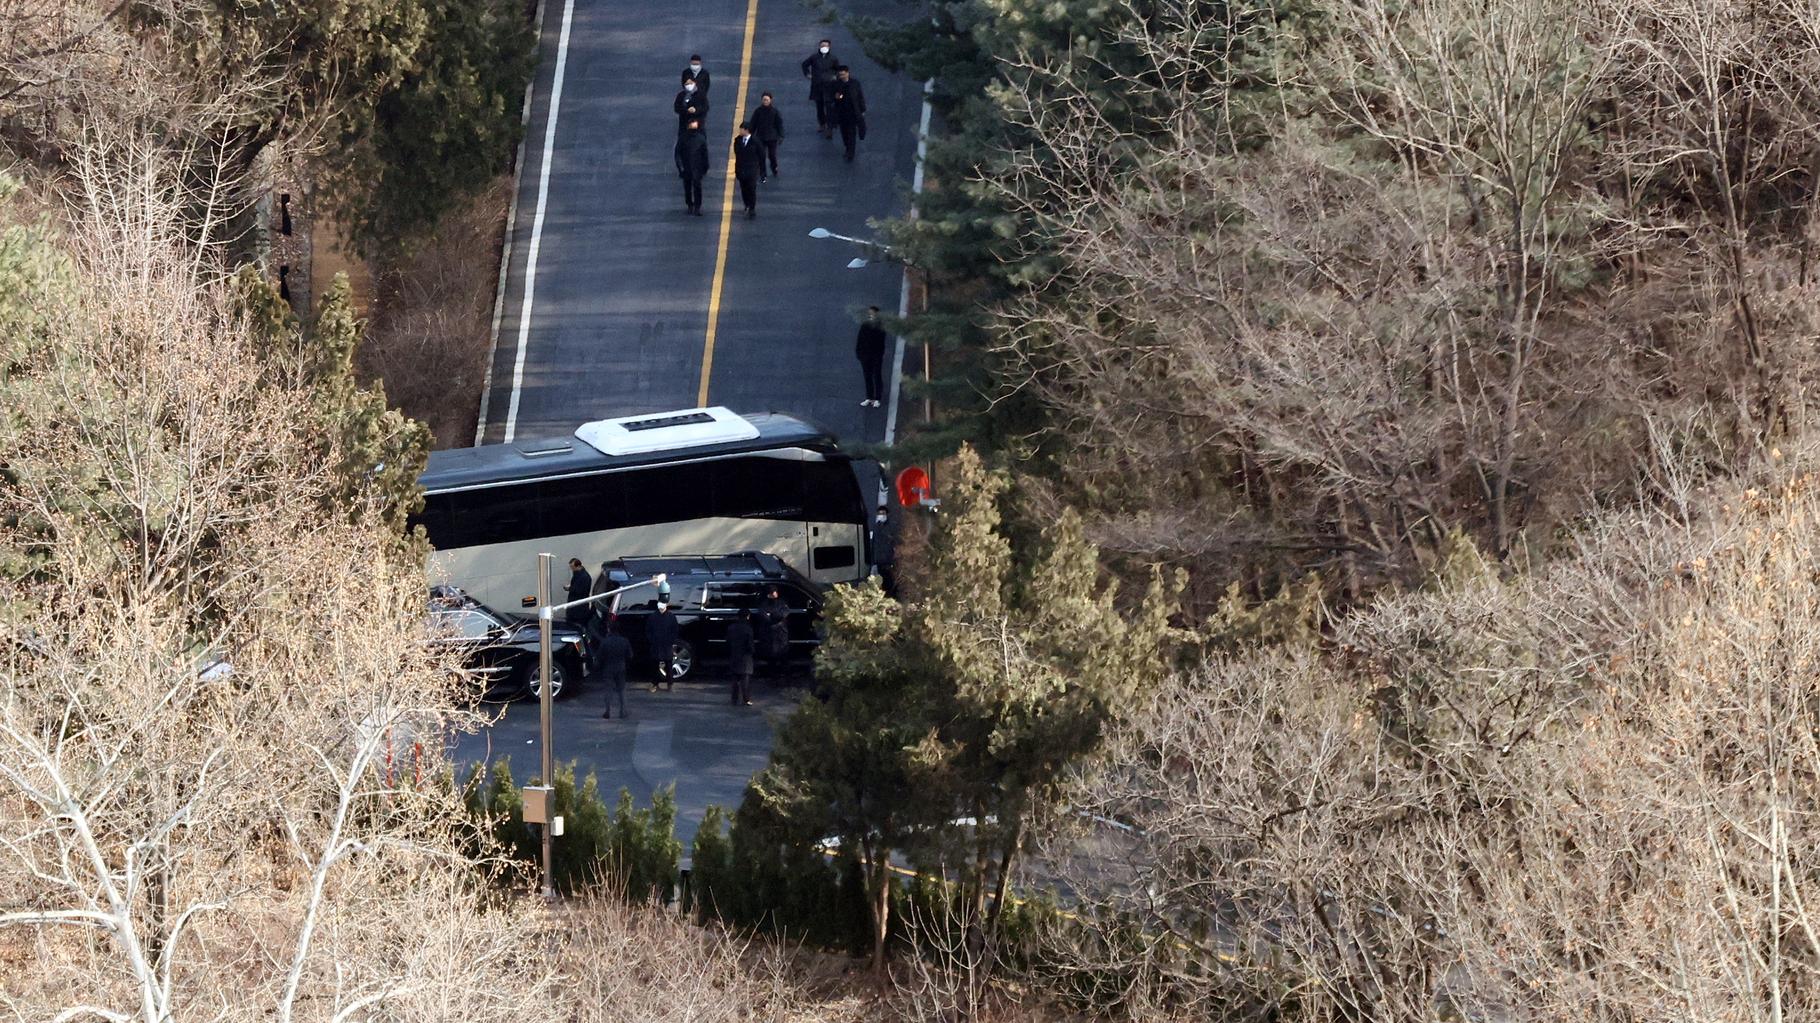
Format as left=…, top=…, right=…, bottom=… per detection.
left=747, top=91, right=784, bottom=180
left=870, top=505, right=897, bottom=597
left=681, top=54, right=710, bottom=95
left=674, top=72, right=709, bottom=135
left=799, top=39, right=840, bottom=138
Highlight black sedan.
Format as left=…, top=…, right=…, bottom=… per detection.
left=428, top=587, right=586, bottom=701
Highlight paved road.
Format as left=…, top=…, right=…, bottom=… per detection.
left=461, top=0, right=925, bottom=849
left=478, top=0, right=926, bottom=447
left=451, top=669, right=807, bottom=853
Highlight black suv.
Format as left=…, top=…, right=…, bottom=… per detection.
left=428, top=586, right=587, bottom=701
left=594, top=553, right=824, bottom=681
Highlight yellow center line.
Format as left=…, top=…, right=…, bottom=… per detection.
left=698, top=0, right=761, bottom=407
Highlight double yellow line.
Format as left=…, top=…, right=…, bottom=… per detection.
left=696, top=0, right=762, bottom=406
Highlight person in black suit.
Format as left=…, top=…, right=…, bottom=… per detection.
left=674, top=120, right=710, bottom=215
left=732, top=122, right=764, bottom=218
left=747, top=91, right=784, bottom=179
left=855, top=305, right=888, bottom=406
left=726, top=611, right=755, bottom=705
left=646, top=604, right=680, bottom=690
left=800, top=39, right=839, bottom=136
left=674, top=73, right=709, bottom=134
left=682, top=54, right=710, bottom=95
left=829, top=66, right=866, bottom=162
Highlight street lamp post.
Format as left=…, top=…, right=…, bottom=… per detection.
left=527, top=554, right=667, bottom=898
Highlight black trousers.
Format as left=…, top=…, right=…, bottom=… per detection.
left=860, top=354, right=884, bottom=401
left=601, top=672, right=627, bottom=717
left=761, top=139, right=780, bottom=174
left=812, top=87, right=833, bottom=128
left=737, top=173, right=758, bottom=211
left=731, top=672, right=751, bottom=704
left=838, top=120, right=857, bottom=158
left=681, top=175, right=704, bottom=210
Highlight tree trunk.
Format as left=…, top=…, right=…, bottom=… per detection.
left=867, top=842, right=891, bottom=975
left=984, top=814, right=1023, bottom=943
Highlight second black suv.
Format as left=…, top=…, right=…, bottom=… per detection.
left=594, top=553, right=824, bottom=681
left=429, top=586, right=587, bottom=701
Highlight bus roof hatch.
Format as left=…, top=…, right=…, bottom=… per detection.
left=573, top=406, right=762, bottom=457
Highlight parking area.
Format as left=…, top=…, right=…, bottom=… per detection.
left=449, top=667, right=807, bottom=851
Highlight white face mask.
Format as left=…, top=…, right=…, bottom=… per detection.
left=875, top=513, right=887, bottom=525
left=684, top=83, right=695, bottom=93
left=690, top=64, right=701, bottom=72
left=819, top=46, right=829, bottom=54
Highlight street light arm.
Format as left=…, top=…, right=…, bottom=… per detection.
left=538, top=574, right=667, bottom=621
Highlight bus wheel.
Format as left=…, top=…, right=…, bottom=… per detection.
left=519, top=659, right=572, bottom=701
left=669, top=640, right=696, bottom=681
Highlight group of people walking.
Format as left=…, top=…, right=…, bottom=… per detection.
left=564, top=559, right=792, bottom=720
left=671, top=39, right=869, bottom=218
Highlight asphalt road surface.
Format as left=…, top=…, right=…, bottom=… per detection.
left=450, top=668, right=808, bottom=853
left=478, top=0, right=926, bottom=447
left=460, top=0, right=925, bottom=850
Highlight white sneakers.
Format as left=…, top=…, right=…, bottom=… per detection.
left=860, top=398, right=881, bottom=407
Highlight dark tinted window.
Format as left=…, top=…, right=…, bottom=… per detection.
left=705, top=582, right=765, bottom=609
left=538, top=473, right=630, bottom=536
left=712, top=457, right=805, bottom=519
left=419, top=454, right=861, bottom=550
left=812, top=544, right=857, bottom=570
left=803, top=460, right=866, bottom=523
left=631, top=463, right=716, bottom=523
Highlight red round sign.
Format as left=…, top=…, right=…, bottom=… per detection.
left=895, top=466, right=933, bottom=508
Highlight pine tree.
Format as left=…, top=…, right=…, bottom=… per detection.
left=307, top=274, right=430, bottom=534
left=746, top=444, right=1181, bottom=969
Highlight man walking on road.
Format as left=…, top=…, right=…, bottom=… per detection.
left=595, top=619, right=633, bottom=719
left=674, top=73, right=709, bottom=135
left=682, top=54, right=711, bottom=95
left=726, top=610, right=756, bottom=706
left=748, top=92, right=784, bottom=180
left=800, top=39, right=839, bottom=138
left=647, top=603, right=681, bottom=690
left=856, top=305, right=888, bottom=407
left=829, top=66, right=866, bottom=162
left=733, top=122, right=764, bottom=218
left=675, top=119, right=709, bottom=216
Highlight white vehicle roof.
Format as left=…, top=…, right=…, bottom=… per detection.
left=572, top=406, right=761, bottom=457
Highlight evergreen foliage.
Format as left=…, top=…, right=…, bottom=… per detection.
left=462, top=759, right=681, bottom=901
left=139, top=0, right=532, bottom=254
left=334, top=0, right=537, bottom=254
left=229, top=270, right=429, bottom=535
left=742, top=444, right=1180, bottom=968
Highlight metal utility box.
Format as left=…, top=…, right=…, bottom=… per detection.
left=522, top=785, right=554, bottom=824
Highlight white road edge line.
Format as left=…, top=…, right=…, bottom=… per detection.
left=476, top=0, right=549, bottom=446
left=882, top=79, right=934, bottom=455
left=502, top=0, right=579, bottom=444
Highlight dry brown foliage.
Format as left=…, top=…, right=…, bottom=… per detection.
left=1049, top=438, right=1820, bottom=1021
left=992, top=0, right=1820, bottom=603
left=358, top=177, right=509, bottom=450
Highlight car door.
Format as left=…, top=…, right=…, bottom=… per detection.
left=430, top=607, right=518, bottom=697
left=698, top=581, right=764, bottom=654
left=781, top=584, right=823, bottom=650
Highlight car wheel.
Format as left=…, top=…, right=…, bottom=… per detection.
left=669, top=640, right=696, bottom=681
left=519, top=659, right=574, bottom=701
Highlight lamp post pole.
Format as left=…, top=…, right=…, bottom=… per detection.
left=528, top=563, right=668, bottom=898
left=535, top=552, right=554, bottom=897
